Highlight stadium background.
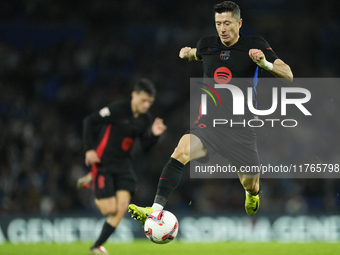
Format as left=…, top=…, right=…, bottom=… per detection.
left=0, top=0, right=339, bottom=243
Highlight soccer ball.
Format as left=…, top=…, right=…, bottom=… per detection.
left=144, top=210, right=179, bottom=244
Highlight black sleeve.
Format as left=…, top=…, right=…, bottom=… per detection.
left=139, top=114, right=159, bottom=152
left=83, top=103, right=120, bottom=152
left=195, top=38, right=204, bottom=60
left=254, top=36, right=279, bottom=63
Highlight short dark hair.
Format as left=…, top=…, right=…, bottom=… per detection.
left=133, top=78, right=156, bottom=97
left=213, top=1, right=241, bottom=20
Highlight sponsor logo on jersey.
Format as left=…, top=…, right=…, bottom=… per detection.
left=220, top=50, right=230, bottom=60
left=214, top=67, right=232, bottom=84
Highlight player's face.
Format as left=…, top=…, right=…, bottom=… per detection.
left=132, top=91, right=155, bottom=114
left=215, top=12, right=242, bottom=47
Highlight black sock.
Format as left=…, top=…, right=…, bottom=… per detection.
left=93, top=221, right=116, bottom=248
left=154, top=158, right=184, bottom=207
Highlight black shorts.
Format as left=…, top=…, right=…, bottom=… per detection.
left=188, top=125, right=260, bottom=171
left=91, top=159, right=137, bottom=199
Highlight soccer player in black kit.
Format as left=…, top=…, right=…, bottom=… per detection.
left=80, top=78, right=166, bottom=254
left=129, top=1, right=293, bottom=225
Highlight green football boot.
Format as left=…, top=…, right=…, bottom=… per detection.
left=128, top=204, right=154, bottom=226
left=245, top=191, right=260, bottom=215
left=76, top=172, right=93, bottom=189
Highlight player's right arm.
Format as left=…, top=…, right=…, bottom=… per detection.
left=85, top=150, right=101, bottom=166
left=179, top=47, right=202, bottom=61
left=83, top=103, right=118, bottom=166
left=83, top=111, right=104, bottom=166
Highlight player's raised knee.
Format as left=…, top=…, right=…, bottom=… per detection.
left=172, top=145, right=190, bottom=164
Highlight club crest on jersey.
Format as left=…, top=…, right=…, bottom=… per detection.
left=220, top=50, right=230, bottom=60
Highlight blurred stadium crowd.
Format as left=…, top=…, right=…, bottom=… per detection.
left=0, top=0, right=339, bottom=216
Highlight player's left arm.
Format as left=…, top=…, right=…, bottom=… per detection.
left=139, top=117, right=167, bottom=151
left=249, top=49, right=293, bottom=83
left=151, top=117, right=167, bottom=136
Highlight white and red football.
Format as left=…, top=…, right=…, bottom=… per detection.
left=144, top=210, right=179, bottom=244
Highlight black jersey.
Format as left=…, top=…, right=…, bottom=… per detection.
left=196, top=33, right=278, bottom=79
left=83, top=100, right=158, bottom=165
left=195, top=33, right=279, bottom=123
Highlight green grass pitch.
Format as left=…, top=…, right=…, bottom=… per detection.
left=1, top=240, right=339, bottom=255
